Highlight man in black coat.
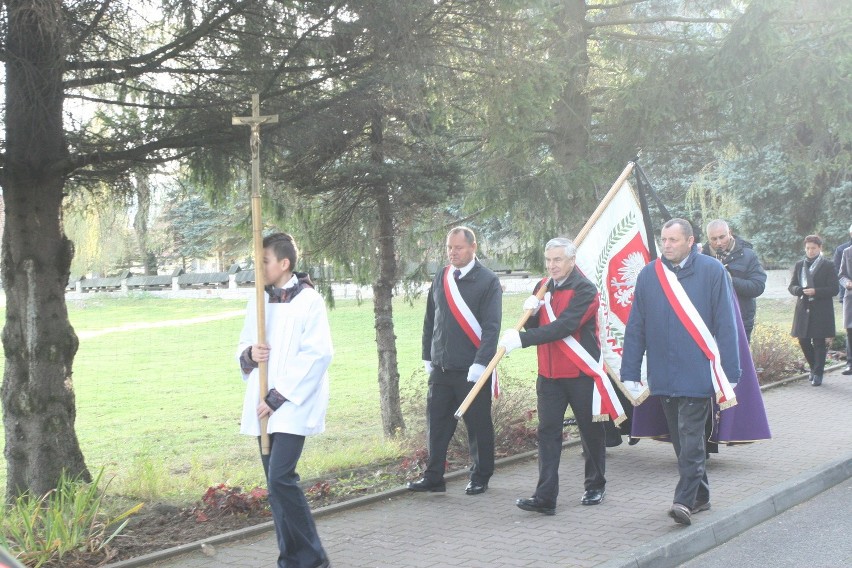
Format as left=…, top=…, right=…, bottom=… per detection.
left=409, top=226, right=502, bottom=496
left=704, top=220, right=767, bottom=342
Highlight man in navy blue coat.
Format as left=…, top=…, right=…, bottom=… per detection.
left=621, top=219, right=740, bottom=526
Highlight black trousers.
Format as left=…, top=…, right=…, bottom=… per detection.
left=798, top=337, right=828, bottom=376
left=425, top=368, right=495, bottom=484
left=533, top=375, right=606, bottom=506
left=660, top=396, right=711, bottom=508
left=261, top=433, right=327, bottom=568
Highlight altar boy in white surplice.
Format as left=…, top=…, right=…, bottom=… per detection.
left=237, top=232, right=333, bottom=568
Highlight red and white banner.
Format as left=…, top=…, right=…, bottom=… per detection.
left=574, top=179, right=654, bottom=404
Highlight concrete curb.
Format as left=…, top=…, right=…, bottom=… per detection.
left=760, top=362, right=845, bottom=391
left=597, top=453, right=852, bottom=568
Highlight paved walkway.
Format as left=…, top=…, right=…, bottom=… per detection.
left=112, top=367, right=852, bottom=568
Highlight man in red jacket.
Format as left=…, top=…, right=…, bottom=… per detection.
left=500, top=237, right=607, bottom=515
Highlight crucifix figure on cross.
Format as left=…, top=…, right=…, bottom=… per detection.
left=232, top=94, right=279, bottom=456
left=232, top=93, right=279, bottom=161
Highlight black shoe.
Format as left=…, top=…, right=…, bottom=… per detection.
left=812, top=374, right=823, bottom=386
left=407, top=477, right=446, bottom=492
left=841, top=366, right=852, bottom=375
left=465, top=480, right=488, bottom=495
left=516, top=497, right=556, bottom=515
left=605, top=434, right=623, bottom=448
left=581, top=488, right=606, bottom=506
left=628, top=436, right=640, bottom=446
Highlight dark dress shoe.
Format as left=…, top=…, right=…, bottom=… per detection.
left=581, top=488, right=605, bottom=506
left=812, top=374, right=823, bottom=386
left=516, top=497, right=556, bottom=515
left=407, top=477, right=446, bottom=492
left=465, top=480, right=488, bottom=495
left=842, top=366, right=852, bottom=375
left=605, top=433, right=623, bottom=448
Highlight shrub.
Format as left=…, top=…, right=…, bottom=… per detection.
left=0, top=469, right=142, bottom=568
left=749, top=323, right=805, bottom=384
left=399, top=368, right=538, bottom=478
left=190, top=484, right=269, bottom=522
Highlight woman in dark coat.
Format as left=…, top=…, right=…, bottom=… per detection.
left=789, top=235, right=839, bottom=386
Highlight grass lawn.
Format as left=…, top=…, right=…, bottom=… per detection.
left=0, top=293, right=540, bottom=502
left=0, top=291, right=842, bottom=503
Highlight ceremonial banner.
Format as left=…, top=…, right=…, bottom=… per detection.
left=574, top=177, right=654, bottom=403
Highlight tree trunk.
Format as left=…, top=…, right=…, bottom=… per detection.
left=549, top=0, right=591, bottom=171
left=133, top=172, right=158, bottom=275
left=370, top=112, right=405, bottom=437
left=2, top=0, right=90, bottom=501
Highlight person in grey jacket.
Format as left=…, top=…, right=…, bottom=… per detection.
left=622, top=219, right=740, bottom=527
left=704, top=219, right=766, bottom=342
left=409, top=226, right=502, bottom=496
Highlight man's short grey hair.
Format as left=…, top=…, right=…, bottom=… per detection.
left=545, top=237, right=576, bottom=258
left=663, top=218, right=694, bottom=238
left=706, top=219, right=730, bottom=234
left=447, top=226, right=476, bottom=245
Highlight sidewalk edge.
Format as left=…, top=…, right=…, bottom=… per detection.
left=598, top=453, right=852, bottom=568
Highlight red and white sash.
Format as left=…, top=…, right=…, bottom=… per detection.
left=541, top=289, right=626, bottom=424
left=654, top=260, right=737, bottom=409
left=444, top=266, right=499, bottom=397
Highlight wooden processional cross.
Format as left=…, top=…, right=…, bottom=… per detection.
left=233, top=94, right=278, bottom=455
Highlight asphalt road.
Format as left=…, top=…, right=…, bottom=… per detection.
left=681, top=476, right=852, bottom=568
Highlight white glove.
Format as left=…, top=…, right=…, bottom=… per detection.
left=467, top=363, right=486, bottom=383
left=523, top=295, right=543, bottom=314
left=499, top=329, right=522, bottom=354
left=424, top=360, right=434, bottom=375
left=621, top=380, right=645, bottom=399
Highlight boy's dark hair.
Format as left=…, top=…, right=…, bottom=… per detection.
left=263, top=232, right=299, bottom=268
left=803, top=234, right=823, bottom=247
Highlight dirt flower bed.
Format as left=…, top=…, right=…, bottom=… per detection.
left=39, top=415, right=543, bottom=567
